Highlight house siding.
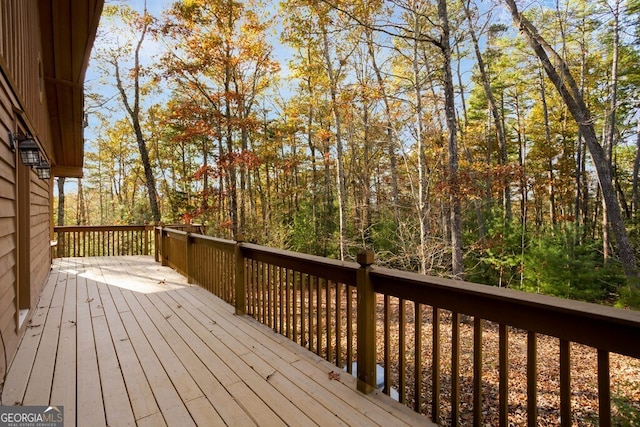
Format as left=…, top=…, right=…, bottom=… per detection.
left=0, top=1, right=53, bottom=380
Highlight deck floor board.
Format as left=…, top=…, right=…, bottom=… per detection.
left=2, top=256, right=431, bottom=426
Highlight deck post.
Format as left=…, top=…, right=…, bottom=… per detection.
left=154, top=226, right=159, bottom=262
left=235, top=234, right=246, bottom=315
left=159, top=227, right=167, bottom=267
left=356, top=249, right=376, bottom=394
left=185, top=232, right=193, bottom=284
left=144, top=224, right=150, bottom=256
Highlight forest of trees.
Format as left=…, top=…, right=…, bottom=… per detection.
left=57, top=0, right=640, bottom=307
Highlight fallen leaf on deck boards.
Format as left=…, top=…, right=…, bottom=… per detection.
left=27, top=324, right=41, bottom=328
left=328, top=371, right=341, bottom=381
left=177, top=304, right=182, bottom=308
left=31, top=333, right=40, bottom=337
left=68, top=320, right=76, bottom=325
left=158, top=279, right=166, bottom=284
left=86, top=298, right=94, bottom=303
left=120, top=338, right=129, bottom=341
left=266, top=372, right=276, bottom=381
left=165, top=314, right=172, bottom=319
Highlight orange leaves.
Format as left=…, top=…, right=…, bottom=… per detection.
left=218, top=149, right=262, bottom=173
left=316, top=128, right=334, bottom=143
left=193, top=164, right=214, bottom=180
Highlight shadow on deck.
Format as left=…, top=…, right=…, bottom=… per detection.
left=1, top=256, right=430, bottom=426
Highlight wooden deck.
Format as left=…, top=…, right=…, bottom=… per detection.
left=1, top=256, right=431, bottom=426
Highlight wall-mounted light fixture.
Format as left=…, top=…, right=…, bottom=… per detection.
left=9, top=132, right=41, bottom=166
left=35, top=157, right=51, bottom=180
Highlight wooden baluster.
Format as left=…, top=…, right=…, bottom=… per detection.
left=279, top=266, right=284, bottom=335
left=499, top=324, right=509, bottom=427
left=336, top=281, right=342, bottom=369
left=308, top=275, right=314, bottom=351
left=560, top=340, right=571, bottom=427
left=527, top=331, right=537, bottom=427
left=293, top=271, right=299, bottom=345
left=415, top=302, right=423, bottom=412
left=326, top=279, right=333, bottom=363
left=597, top=349, right=611, bottom=427
left=473, top=318, right=483, bottom=427
left=432, top=307, right=441, bottom=424
left=316, top=276, right=322, bottom=356
left=346, top=284, right=353, bottom=374
left=383, top=295, right=390, bottom=396
left=300, top=273, right=306, bottom=348
left=399, top=298, right=406, bottom=403
left=286, top=268, right=291, bottom=339
left=260, top=262, right=265, bottom=323
left=451, top=311, right=460, bottom=427
left=267, top=263, right=272, bottom=328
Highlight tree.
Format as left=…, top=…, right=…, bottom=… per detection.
left=95, top=5, right=161, bottom=222
left=438, top=0, right=464, bottom=278
left=57, top=177, right=65, bottom=226
left=503, top=0, right=638, bottom=281
left=159, top=0, right=278, bottom=236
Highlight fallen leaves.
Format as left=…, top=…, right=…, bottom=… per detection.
left=328, top=371, right=341, bottom=381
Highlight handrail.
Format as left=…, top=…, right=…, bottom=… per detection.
left=241, top=242, right=359, bottom=286
left=154, top=226, right=640, bottom=426
left=54, top=225, right=154, bottom=232
left=372, top=267, right=640, bottom=359
left=53, top=225, right=155, bottom=257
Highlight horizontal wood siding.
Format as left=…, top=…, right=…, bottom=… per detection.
left=0, top=52, right=17, bottom=382
left=0, top=0, right=52, bottom=156
left=30, top=170, right=50, bottom=303
left=0, top=2, right=53, bottom=380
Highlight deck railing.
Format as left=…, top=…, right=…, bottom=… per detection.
left=53, top=224, right=205, bottom=258
left=156, top=226, right=640, bottom=426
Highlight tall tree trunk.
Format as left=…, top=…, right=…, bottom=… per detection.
left=112, top=14, right=160, bottom=223
left=77, top=178, right=86, bottom=225
left=361, top=94, right=372, bottom=247
left=438, top=0, right=464, bottom=279
left=602, top=0, right=621, bottom=259
left=306, top=68, right=319, bottom=239
left=632, top=115, right=640, bottom=214
left=514, top=87, right=527, bottom=227
left=320, top=24, right=347, bottom=260
left=461, top=0, right=510, bottom=221
left=365, top=28, right=400, bottom=227
left=539, top=70, right=556, bottom=225
left=224, top=42, right=238, bottom=237
left=411, top=12, right=429, bottom=275
left=503, top=0, right=638, bottom=280
left=57, top=177, right=65, bottom=226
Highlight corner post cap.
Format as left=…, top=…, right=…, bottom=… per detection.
left=357, top=250, right=375, bottom=266
left=235, top=233, right=245, bottom=243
